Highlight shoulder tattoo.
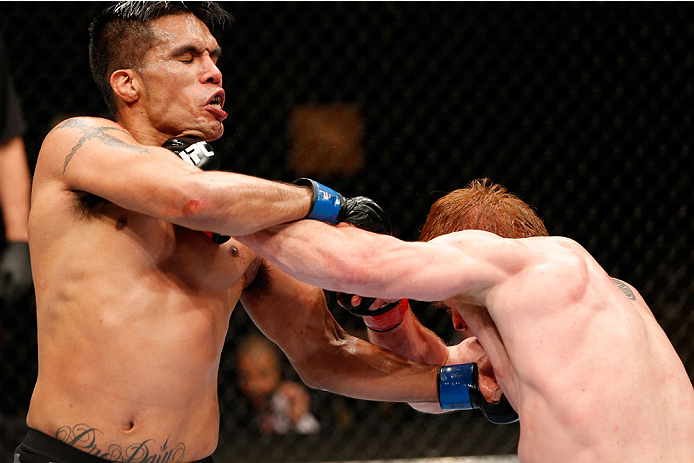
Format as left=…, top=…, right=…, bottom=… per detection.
left=55, top=119, right=149, bottom=174
left=611, top=278, right=636, bottom=301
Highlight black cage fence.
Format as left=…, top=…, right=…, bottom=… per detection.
left=1, top=2, right=692, bottom=461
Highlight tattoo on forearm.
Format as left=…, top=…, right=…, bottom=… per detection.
left=56, top=119, right=150, bottom=174
left=55, top=423, right=186, bottom=462
left=611, top=278, right=636, bottom=301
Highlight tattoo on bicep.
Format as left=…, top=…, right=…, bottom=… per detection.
left=55, top=423, right=186, bottom=462
left=611, top=278, right=636, bottom=301
left=56, top=119, right=150, bottom=174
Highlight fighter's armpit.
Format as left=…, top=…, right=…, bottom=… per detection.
left=611, top=278, right=636, bottom=301
left=53, top=118, right=150, bottom=174
left=243, top=257, right=271, bottom=294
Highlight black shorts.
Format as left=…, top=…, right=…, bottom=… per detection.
left=14, top=428, right=214, bottom=463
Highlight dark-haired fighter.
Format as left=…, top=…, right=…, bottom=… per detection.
left=14, top=2, right=489, bottom=462
left=238, top=179, right=694, bottom=462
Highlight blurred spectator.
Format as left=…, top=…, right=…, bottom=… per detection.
left=0, top=33, right=32, bottom=307
left=236, top=334, right=320, bottom=435
left=0, top=32, right=35, bottom=441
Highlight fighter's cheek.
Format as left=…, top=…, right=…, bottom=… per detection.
left=451, top=311, right=469, bottom=331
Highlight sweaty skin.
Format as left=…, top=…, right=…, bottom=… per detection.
left=27, top=13, right=442, bottom=461
left=237, top=220, right=694, bottom=462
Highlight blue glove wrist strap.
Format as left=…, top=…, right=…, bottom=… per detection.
left=306, top=181, right=342, bottom=223
left=438, top=363, right=475, bottom=410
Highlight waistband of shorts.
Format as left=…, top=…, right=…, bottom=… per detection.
left=19, top=428, right=213, bottom=463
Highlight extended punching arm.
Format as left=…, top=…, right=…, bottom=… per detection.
left=312, top=191, right=407, bottom=332
left=296, top=177, right=406, bottom=329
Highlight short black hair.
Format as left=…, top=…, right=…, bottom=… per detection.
left=89, top=1, right=232, bottom=116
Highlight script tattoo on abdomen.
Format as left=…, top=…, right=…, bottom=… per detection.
left=55, top=423, right=186, bottom=462
left=55, top=119, right=149, bottom=174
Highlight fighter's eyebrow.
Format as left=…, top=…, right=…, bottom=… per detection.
left=171, top=45, right=223, bottom=58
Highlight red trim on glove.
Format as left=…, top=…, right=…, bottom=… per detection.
left=364, top=299, right=409, bottom=332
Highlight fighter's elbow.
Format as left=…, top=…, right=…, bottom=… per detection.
left=294, top=368, right=324, bottom=392
left=155, top=173, right=214, bottom=225
left=290, top=356, right=332, bottom=392
left=290, top=330, right=354, bottom=393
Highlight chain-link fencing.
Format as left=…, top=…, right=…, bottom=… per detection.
left=1, top=2, right=692, bottom=461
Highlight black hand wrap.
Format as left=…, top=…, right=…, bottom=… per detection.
left=0, top=241, right=32, bottom=305
left=470, top=389, right=519, bottom=425
left=162, top=137, right=230, bottom=244
left=337, top=196, right=391, bottom=234
left=335, top=293, right=401, bottom=317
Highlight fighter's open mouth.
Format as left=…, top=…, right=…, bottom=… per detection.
left=209, top=95, right=223, bottom=106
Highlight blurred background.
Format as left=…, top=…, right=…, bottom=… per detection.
left=1, top=2, right=692, bottom=461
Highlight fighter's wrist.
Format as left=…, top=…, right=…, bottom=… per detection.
left=437, top=363, right=476, bottom=410
left=294, top=178, right=343, bottom=224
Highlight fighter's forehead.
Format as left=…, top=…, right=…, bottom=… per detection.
left=146, top=13, right=220, bottom=56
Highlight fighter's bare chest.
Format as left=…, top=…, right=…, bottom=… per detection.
left=152, top=223, right=251, bottom=291
left=75, top=194, right=250, bottom=291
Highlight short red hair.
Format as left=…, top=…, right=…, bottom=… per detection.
left=418, top=179, right=548, bottom=241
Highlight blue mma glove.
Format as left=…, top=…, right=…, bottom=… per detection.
left=438, top=363, right=519, bottom=425
left=293, top=178, right=391, bottom=233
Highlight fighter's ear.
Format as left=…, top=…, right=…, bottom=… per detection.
left=110, top=69, right=141, bottom=104
left=451, top=310, right=468, bottom=331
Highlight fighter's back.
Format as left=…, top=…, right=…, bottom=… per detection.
left=489, top=237, right=694, bottom=462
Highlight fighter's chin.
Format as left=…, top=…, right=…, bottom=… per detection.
left=206, top=123, right=224, bottom=141
left=180, top=123, right=224, bottom=142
